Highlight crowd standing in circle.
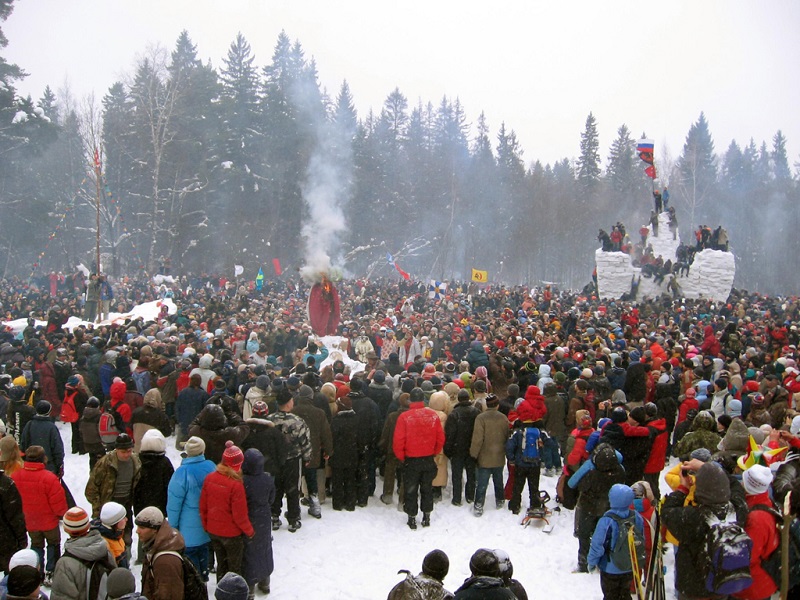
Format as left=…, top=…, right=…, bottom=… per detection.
left=0, top=272, right=800, bottom=599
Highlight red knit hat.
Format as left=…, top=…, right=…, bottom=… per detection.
left=63, top=507, right=91, bottom=536
left=110, top=379, right=127, bottom=402
left=222, top=440, right=244, bottom=470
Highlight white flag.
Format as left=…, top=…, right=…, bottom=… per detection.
left=234, top=264, right=244, bottom=277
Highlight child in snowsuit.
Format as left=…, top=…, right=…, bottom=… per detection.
left=588, top=484, right=645, bottom=600
left=505, top=404, right=544, bottom=515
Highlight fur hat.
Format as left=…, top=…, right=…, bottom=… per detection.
left=63, top=506, right=91, bottom=536
left=742, top=464, right=773, bottom=496
left=222, top=440, right=244, bottom=470
left=421, top=549, right=449, bottom=581
left=215, top=572, right=250, bottom=600
left=100, top=502, right=127, bottom=528
left=183, top=436, right=206, bottom=457
left=140, top=429, right=166, bottom=453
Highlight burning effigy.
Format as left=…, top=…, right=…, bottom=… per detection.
left=307, top=272, right=341, bottom=336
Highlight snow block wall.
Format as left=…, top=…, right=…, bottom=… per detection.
left=596, top=212, right=735, bottom=303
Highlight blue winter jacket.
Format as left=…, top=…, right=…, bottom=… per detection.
left=166, top=454, right=216, bottom=548
left=587, top=484, right=644, bottom=574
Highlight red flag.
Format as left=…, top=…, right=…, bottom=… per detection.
left=272, top=258, right=282, bottom=276
left=395, top=264, right=410, bottom=280
left=645, top=165, right=657, bottom=179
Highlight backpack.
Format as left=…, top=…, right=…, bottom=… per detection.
left=751, top=505, right=800, bottom=590
left=60, top=391, right=80, bottom=423
left=607, top=512, right=645, bottom=572
left=98, top=402, right=124, bottom=445
left=152, top=550, right=208, bottom=600
left=701, top=508, right=753, bottom=595
left=131, top=369, right=149, bottom=395
left=520, top=426, right=541, bottom=465
left=63, top=550, right=115, bottom=600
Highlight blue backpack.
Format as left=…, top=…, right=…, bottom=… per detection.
left=702, top=508, right=753, bottom=596
left=521, top=427, right=541, bottom=464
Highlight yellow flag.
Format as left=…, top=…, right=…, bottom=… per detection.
left=471, top=268, right=488, bottom=283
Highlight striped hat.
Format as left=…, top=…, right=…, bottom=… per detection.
left=63, top=506, right=91, bottom=536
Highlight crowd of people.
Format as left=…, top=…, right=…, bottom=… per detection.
left=0, top=271, right=800, bottom=599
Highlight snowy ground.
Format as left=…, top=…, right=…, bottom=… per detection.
left=58, top=420, right=677, bottom=599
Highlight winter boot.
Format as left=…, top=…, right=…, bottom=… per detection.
left=474, top=503, right=484, bottom=517
left=271, top=516, right=282, bottom=531
left=288, top=519, right=302, bottom=533
left=380, top=493, right=393, bottom=505
left=257, top=576, right=270, bottom=594
left=496, top=499, right=505, bottom=509
left=422, top=513, right=431, bottom=527
left=407, top=516, right=417, bottom=530
left=308, top=494, right=322, bottom=519
left=43, top=572, right=53, bottom=587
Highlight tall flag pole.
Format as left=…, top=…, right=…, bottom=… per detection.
left=93, top=147, right=102, bottom=273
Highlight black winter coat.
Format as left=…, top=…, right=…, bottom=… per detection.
left=20, top=414, right=64, bottom=474
left=350, top=392, right=380, bottom=450
left=241, top=419, right=288, bottom=478
left=8, top=401, right=35, bottom=442
left=454, top=576, right=515, bottom=599
left=0, top=471, right=27, bottom=572
left=366, top=383, right=393, bottom=425
left=132, top=452, right=174, bottom=514
left=623, top=362, right=648, bottom=403
left=444, top=403, right=481, bottom=459
left=576, top=444, right=626, bottom=517
left=599, top=423, right=653, bottom=486
left=662, top=490, right=743, bottom=599
left=242, top=449, right=275, bottom=585
left=189, top=407, right=249, bottom=465
left=330, top=410, right=360, bottom=468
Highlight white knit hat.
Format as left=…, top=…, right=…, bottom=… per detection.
left=9, top=549, right=39, bottom=570
left=100, top=501, right=127, bottom=527
left=742, top=464, right=773, bottom=496
left=791, top=415, right=800, bottom=436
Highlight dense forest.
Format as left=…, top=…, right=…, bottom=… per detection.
left=1, top=16, right=797, bottom=292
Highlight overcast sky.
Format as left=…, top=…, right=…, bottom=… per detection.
left=5, top=0, right=800, bottom=169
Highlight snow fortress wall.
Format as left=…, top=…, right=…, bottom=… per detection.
left=595, top=212, right=735, bottom=303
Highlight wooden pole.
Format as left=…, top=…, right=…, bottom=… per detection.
left=93, top=148, right=102, bottom=274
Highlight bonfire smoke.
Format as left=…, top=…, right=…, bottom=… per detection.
left=296, top=81, right=353, bottom=284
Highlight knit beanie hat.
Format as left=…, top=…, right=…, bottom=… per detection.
left=100, top=501, right=127, bottom=528
left=485, top=394, right=499, bottom=408
left=469, top=548, right=500, bottom=577
left=134, top=506, right=164, bottom=529
left=8, top=549, right=39, bottom=570
left=611, top=406, right=628, bottom=423
left=215, top=572, right=250, bottom=600
left=35, top=399, right=52, bottom=416
left=222, top=440, right=244, bottom=470
left=255, top=375, right=269, bottom=391
left=685, top=387, right=696, bottom=398
left=115, top=433, right=134, bottom=450
left=791, top=415, right=800, bottom=436
left=251, top=400, right=269, bottom=418
left=140, top=429, right=166, bottom=453
left=694, top=462, right=731, bottom=505
left=183, top=436, right=206, bottom=458
left=7, top=565, right=41, bottom=597
left=690, top=448, right=712, bottom=463
left=106, top=567, right=136, bottom=599
left=297, top=384, right=314, bottom=400
left=422, top=549, right=449, bottom=581
left=63, top=506, right=91, bottom=536
left=742, top=464, right=773, bottom=496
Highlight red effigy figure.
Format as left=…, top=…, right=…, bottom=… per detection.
left=308, top=274, right=341, bottom=336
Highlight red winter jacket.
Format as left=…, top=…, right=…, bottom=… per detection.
left=199, top=465, right=254, bottom=538
left=700, top=325, right=721, bottom=357
left=10, top=461, right=67, bottom=531
left=566, top=427, right=594, bottom=472
left=733, top=493, right=780, bottom=600
left=644, top=418, right=669, bottom=474
left=677, top=397, right=699, bottom=424
left=392, top=402, right=445, bottom=462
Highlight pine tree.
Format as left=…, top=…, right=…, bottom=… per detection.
left=577, top=112, right=601, bottom=192
left=676, top=112, right=717, bottom=226
left=606, top=124, right=643, bottom=202
left=771, top=130, right=791, bottom=182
